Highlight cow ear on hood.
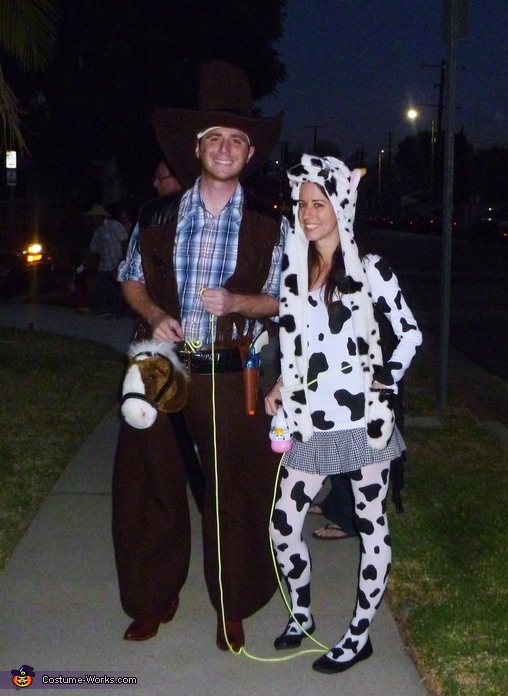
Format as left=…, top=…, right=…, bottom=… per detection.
left=350, top=167, right=367, bottom=191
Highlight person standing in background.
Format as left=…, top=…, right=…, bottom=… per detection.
left=84, top=204, right=127, bottom=318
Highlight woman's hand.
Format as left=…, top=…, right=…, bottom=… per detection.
left=265, top=379, right=282, bottom=416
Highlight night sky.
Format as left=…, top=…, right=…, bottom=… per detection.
left=259, top=0, right=508, bottom=160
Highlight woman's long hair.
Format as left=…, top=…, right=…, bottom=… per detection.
left=305, top=183, right=351, bottom=306
left=308, top=243, right=348, bottom=307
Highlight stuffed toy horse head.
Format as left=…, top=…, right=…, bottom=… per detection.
left=121, top=339, right=189, bottom=429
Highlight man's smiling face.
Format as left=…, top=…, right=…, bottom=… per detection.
left=196, top=127, right=254, bottom=182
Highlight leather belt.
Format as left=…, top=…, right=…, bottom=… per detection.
left=178, top=347, right=243, bottom=375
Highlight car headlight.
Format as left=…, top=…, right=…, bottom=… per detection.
left=23, top=243, right=44, bottom=264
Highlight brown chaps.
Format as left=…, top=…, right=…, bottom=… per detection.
left=112, top=370, right=280, bottom=621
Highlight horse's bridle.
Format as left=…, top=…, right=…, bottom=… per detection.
left=121, top=351, right=175, bottom=410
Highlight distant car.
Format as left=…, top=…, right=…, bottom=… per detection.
left=393, top=212, right=426, bottom=233
left=424, top=212, right=460, bottom=236
left=0, top=241, right=54, bottom=298
left=471, top=207, right=508, bottom=244
left=365, top=212, right=395, bottom=229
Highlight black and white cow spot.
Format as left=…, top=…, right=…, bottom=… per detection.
left=290, top=388, right=307, bottom=406
left=295, top=583, right=311, bottom=609
left=333, top=390, right=365, bottom=421
left=284, top=272, right=299, bottom=296
left=401, top=316, right=418, bottom=332
left=367, top=417, right=391, bottom=441
left=288, top=553, right=307, bottom=580
left=356, top=516, right=375, bottom=535
left=272, top=508, right=293, bottom=537
left=327, top=299, right=351, bottom=334
left=290, top=480, right=313, bottom=512
left=279, top=314, right=296, bottom=334
left=311, top=410, right=335, bottom=430
left=350, top=618, right=369, bottom=636
left=375, top=295, right=391, bottom=314
left=344, top=275, right=363, bottom=294
left=358, top=483, right=382, bottom=502
left=362, top=564, right=378, bottom=581
left=308, top=352, right=329, bottom=392
left=357, top=336, right=369, bottom=355
left=357, top=588, right=371, bottom=610
left=374, top=256, right=394, bottom=282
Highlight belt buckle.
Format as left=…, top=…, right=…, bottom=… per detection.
left=179, top=351, right=193, bottom=373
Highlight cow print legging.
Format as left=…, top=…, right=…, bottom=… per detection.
left=269, top=461, right=391, bottom=663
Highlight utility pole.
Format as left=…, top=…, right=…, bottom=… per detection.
left=438, top=0, right=468, bottom=415
left=303, top=125, right=326, bottom=154
left=421, top=60, right=446, bottom=148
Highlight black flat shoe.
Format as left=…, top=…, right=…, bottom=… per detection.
left=312, top=637, right=373, bottom=674
left=274, top=617, right=315, bottom=650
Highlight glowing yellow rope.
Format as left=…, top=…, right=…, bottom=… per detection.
left=184, top=338, right=203, bottom=353
left=207, top=316, right=329, bottom=660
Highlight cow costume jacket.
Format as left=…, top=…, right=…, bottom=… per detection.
left=279, top=155, right=422, bottom=450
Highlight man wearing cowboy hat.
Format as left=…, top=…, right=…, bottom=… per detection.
left=83, top=203, right=128, bottom=317
left=113, top=61, right=287, bottom=651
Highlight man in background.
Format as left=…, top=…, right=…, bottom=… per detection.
left=84, top=204, right=127, bottom=318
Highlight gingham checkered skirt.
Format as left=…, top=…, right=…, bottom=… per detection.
left=282, top=425, right=405, bottom=475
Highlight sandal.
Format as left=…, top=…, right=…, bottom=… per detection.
left=308, top=504, right=323, bottom=515
left=312, top=523, right=353, bottom=540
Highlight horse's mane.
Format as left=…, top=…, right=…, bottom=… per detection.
left=127, top=338, right=185, bottom=373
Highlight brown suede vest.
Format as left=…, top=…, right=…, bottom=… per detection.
left=138, top=190, right=281, bottom=345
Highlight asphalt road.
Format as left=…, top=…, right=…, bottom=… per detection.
left=363, top=228, right=508, bottom=381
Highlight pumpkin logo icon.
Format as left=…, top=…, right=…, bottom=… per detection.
left=11, top=665, right=35, bottom=688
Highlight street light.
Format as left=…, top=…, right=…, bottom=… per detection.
left=406, top=109, right=436, bottom=206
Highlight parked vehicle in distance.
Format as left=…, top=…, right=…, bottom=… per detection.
left=470, top=207, right=508, bottom=244
left=394, top=209, right=460, bottom=236
left=393, top=211, right=426, bottom=233
left=0, top=240, right=54, bottom=298
left=365, top=212, right=395, bottom=229
left=424, top=211, right=460, bottom=236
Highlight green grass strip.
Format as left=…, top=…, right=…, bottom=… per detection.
left=388, top=361, right=508, bottom=695
left=0, top=326, right=124, bottom=572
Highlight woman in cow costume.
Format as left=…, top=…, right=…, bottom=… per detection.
left=265, top=155, right=422, bottom=674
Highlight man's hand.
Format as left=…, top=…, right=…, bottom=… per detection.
left=151, top=314, right=184, bottom=342
left=122, top=280, right=184, bottom=342
left=200, top=286, right=279, bottom=319
left=200, top=287, right=236, bottom=317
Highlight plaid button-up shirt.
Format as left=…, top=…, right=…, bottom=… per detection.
left=119, top=179, right=287, bottom=344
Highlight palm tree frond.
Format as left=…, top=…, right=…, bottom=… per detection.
left=0, top=0, right=57, bottom=71
left=0, top=65, right=28, bottom=152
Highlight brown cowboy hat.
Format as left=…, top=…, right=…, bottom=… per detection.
left=151, top=61, right=283, bottom=188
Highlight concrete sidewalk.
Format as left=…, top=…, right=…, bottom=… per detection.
left=0, top=300, right=430, bottom=695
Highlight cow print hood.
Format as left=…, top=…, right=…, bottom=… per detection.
left=279, top=154, right=395, bottom=449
